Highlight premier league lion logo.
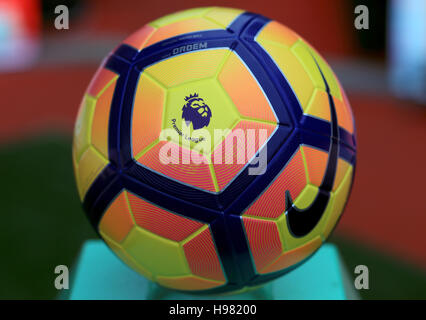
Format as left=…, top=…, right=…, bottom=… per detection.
left=181, top=93, right=212, bottom=130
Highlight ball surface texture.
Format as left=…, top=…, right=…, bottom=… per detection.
left=73, top=7, right=357, bottom=293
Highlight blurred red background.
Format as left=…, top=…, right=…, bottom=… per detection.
left=0, top=0, right=425, bottom=271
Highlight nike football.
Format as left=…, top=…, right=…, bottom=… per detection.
left=73, top=7, right=357, bottom=293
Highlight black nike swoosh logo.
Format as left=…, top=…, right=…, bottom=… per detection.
left=286, top=56, right=339, bottom=238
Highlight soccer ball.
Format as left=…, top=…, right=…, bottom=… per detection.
left=73, top=7, right=356, bottom=293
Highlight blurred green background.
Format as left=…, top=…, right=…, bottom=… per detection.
left=1, top=133, right=425, bottom=299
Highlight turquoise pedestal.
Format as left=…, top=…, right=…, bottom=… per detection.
left=67, top=240, right=358, bottom=300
